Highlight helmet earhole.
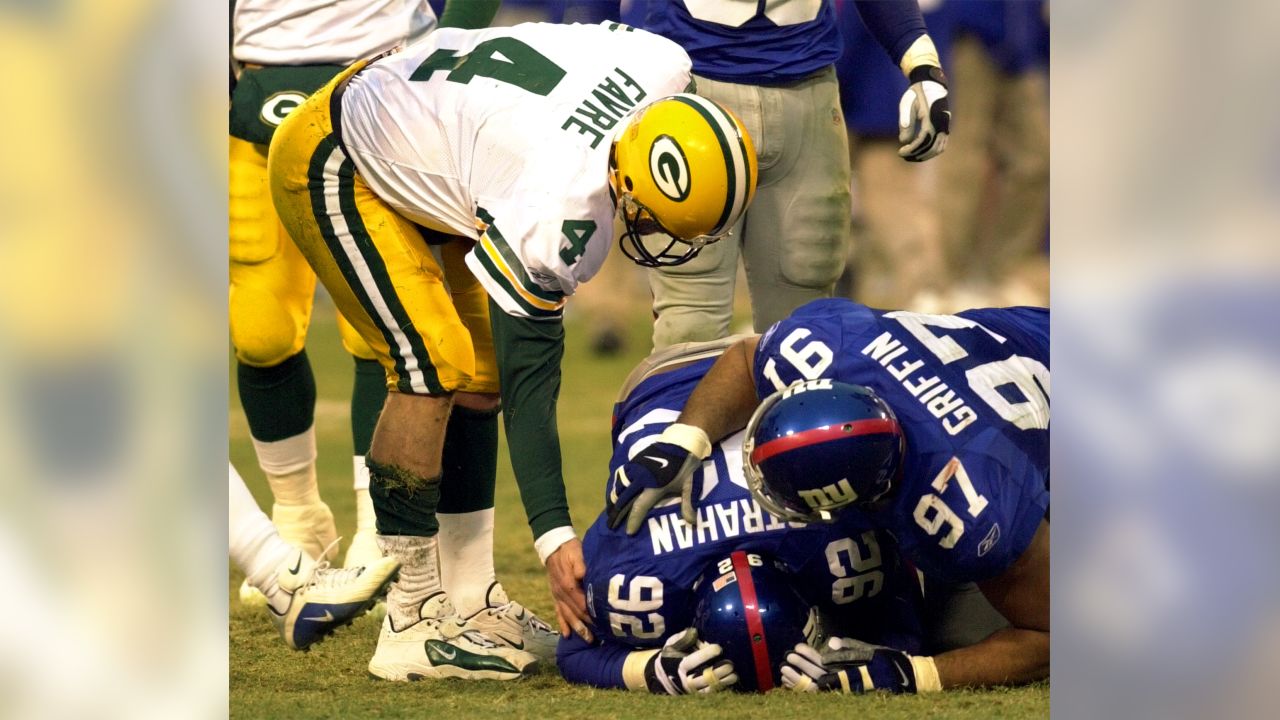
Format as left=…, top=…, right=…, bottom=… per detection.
left=624, top=176, right=634, bottom=191
left=753, top=634, right=763, bottom=643
left=842, top=423, right=854, bottom=432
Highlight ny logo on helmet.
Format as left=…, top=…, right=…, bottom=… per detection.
left=649, top=135, right=690, bottom=202
left=797, top=478, right=859, bottom=511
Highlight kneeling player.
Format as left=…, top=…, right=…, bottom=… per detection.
left=609, top=299, right=1050, bottom=691
left=558, top=340, right=924, bottom=692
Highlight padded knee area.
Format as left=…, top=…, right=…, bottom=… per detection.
left=777, top=192, right=849, bottom=289
left=229, top=140, right=280, bottom=264
left=231, top=285, right=303, bottom=367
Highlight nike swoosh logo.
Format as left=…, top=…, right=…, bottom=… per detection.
left=435, top=644, right=457, bottom=660
left=895, top=663, right=910, bottom=687
left=643, top=455, right=670, bottom=469
left=304, top=610, right=336, bottom=622
left=289, top=555, right=302, bottom=574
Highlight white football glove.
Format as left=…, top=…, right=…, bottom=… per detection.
left=645, top=628, right=739, bottom=695
left=898, top=66, right=951, bottom=162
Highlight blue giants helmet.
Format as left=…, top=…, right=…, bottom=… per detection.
left=692, top=550, right=814, bottom=693
left=743, top=379, right=905, bottom=523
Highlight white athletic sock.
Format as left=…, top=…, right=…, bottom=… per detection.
left=376, top=534, right=442, bottom=631
left=228, top=464, right=294, bottom=612
left=352, top=456, right=376, bottom=533
left=252, top=426, right=320, bottom=506
left=437, top=509, right=497, bottom=617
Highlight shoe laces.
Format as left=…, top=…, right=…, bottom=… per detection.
left=304, top=538, right=365, bottom=591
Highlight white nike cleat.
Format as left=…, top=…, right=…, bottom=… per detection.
left=273, top=502, right=340, bottom=564
left=367, top=593, right=539, bottom=681
left=457, top=582, right=559, bottom=665
left=267, top=547, right=401, bottom=651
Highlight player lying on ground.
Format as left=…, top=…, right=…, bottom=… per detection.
left=269, top=21, right=758, bottom=680
left=558, top=339, right=925, bottom=693
left=608, top=299, right=1050, bottom=690
left=229, top=463, right=400, bottom=651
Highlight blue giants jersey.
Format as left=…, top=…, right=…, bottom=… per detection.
left=581, top=357, right=923, bottom=652
left=753, top=299, right=1050, bottom=584
left=640, top=0, right=843, bottom=85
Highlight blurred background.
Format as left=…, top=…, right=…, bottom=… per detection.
left=3, top=0, right=1280, bottom=717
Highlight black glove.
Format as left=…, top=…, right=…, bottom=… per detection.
left=606, top=423, right=710, bottom=534
left=898, top=65, right=950, bottom=162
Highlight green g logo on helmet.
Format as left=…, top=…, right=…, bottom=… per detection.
left=649, top=135, right=691, bottom=202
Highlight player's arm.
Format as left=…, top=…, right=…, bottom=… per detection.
left=677, top=335, right=762, bottom=443
left=488, top=299, right=592, bottom=642
left=558, top=630, right=738, bottom=694
left=784, top=522, right=1050, bottom=693
left=437, top=0, right=501, bottom=29
left=934, top=520, right=1050, bottom=686
left=605, top=336, right=761, bottom=534
left=852, top=0, right=950, bottom=162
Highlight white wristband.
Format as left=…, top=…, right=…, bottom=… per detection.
left=899, top=34, right=941, bottom=78
left=534, top=525, right=578, bottom=565
left=909, top=655, right=943, bottom=693
left=661, top=422, right=712, bottom=459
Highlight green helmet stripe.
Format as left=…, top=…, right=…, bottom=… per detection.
left=670, top=94, right=742, bottom=236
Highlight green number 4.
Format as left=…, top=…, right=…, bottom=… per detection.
left=410, top=37, right=566, bottom=96
left=559, top=220, right=596, bottom=266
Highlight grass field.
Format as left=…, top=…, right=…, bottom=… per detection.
left=230, top=303, right=1049, bottom=719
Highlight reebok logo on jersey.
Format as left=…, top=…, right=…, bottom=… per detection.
left=650, top=135, right=690, bottom=201
left=260, top=91, right=308, bottom=127
left=977, top=523, right=1001, bottom=557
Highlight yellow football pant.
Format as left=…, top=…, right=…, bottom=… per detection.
left=267, top=65, right=496, bottom=395
left=229, top=136, right=377, bottom=365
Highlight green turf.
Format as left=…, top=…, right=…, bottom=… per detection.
left=230, top=305, right=1048, bottom=719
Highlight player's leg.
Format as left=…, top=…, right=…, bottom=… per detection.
left=336, top=312, right=386, bottom=569
left=986, top=67, right=1050, bottom=304
left=647, top=73, right=745, bottom=349
left=229, top=463, right=399, bottom=651
left=739, top=69, right=850, bottom=331
left=845, top=131, right=945, bottom=309
left=936, top=34, right=1001, bottom=290
left=438, top=241, right=559, bottom=663
left=229, top=136, right=337, bottom=578
left=268, top=82, right=536, bottom=679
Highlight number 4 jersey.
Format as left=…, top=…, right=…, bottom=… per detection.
left=337, top=22, right=691, bottom=319
left=754, top=298, right=1050, bottom=585
left=560, top=354, right=925, bottom=690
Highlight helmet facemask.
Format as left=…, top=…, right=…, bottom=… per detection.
left=610, top=143, right=727, bottom=268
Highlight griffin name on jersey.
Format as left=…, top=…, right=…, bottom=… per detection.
left=337, top=21, right=692, bottom=319
left=752, top=299, right=1050, bottom=584
left=557, top=354, right=924, bottom=690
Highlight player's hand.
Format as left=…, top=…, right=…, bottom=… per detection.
left=898, top=66, right=950, bottom=162
left=781, top=638, right=932, bottom=694
left=645, top=628, right=738, bottom=695
left=606, top=423, right=711, bottom=535
left=545, top=538, right=593, bottom=643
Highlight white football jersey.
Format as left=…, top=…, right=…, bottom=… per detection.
left=232, top=0, right=437, bottom=66
left=338, top=22, right=692, bottom=319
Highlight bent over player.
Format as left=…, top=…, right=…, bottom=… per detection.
left=559, top=339, right=924, bottom=693
left=609, top=298, right=1049, bottom=691
left=269, top=21, right=758, bottom=680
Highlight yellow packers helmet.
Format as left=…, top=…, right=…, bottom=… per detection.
left=609, top=93, right=758, bottom=267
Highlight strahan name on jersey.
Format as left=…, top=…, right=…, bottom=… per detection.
left=753, top=299, right=1050, bottom=585
left=583, top=357, right=922, bottom=652
left=337, top=22, right=692, bottom=319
